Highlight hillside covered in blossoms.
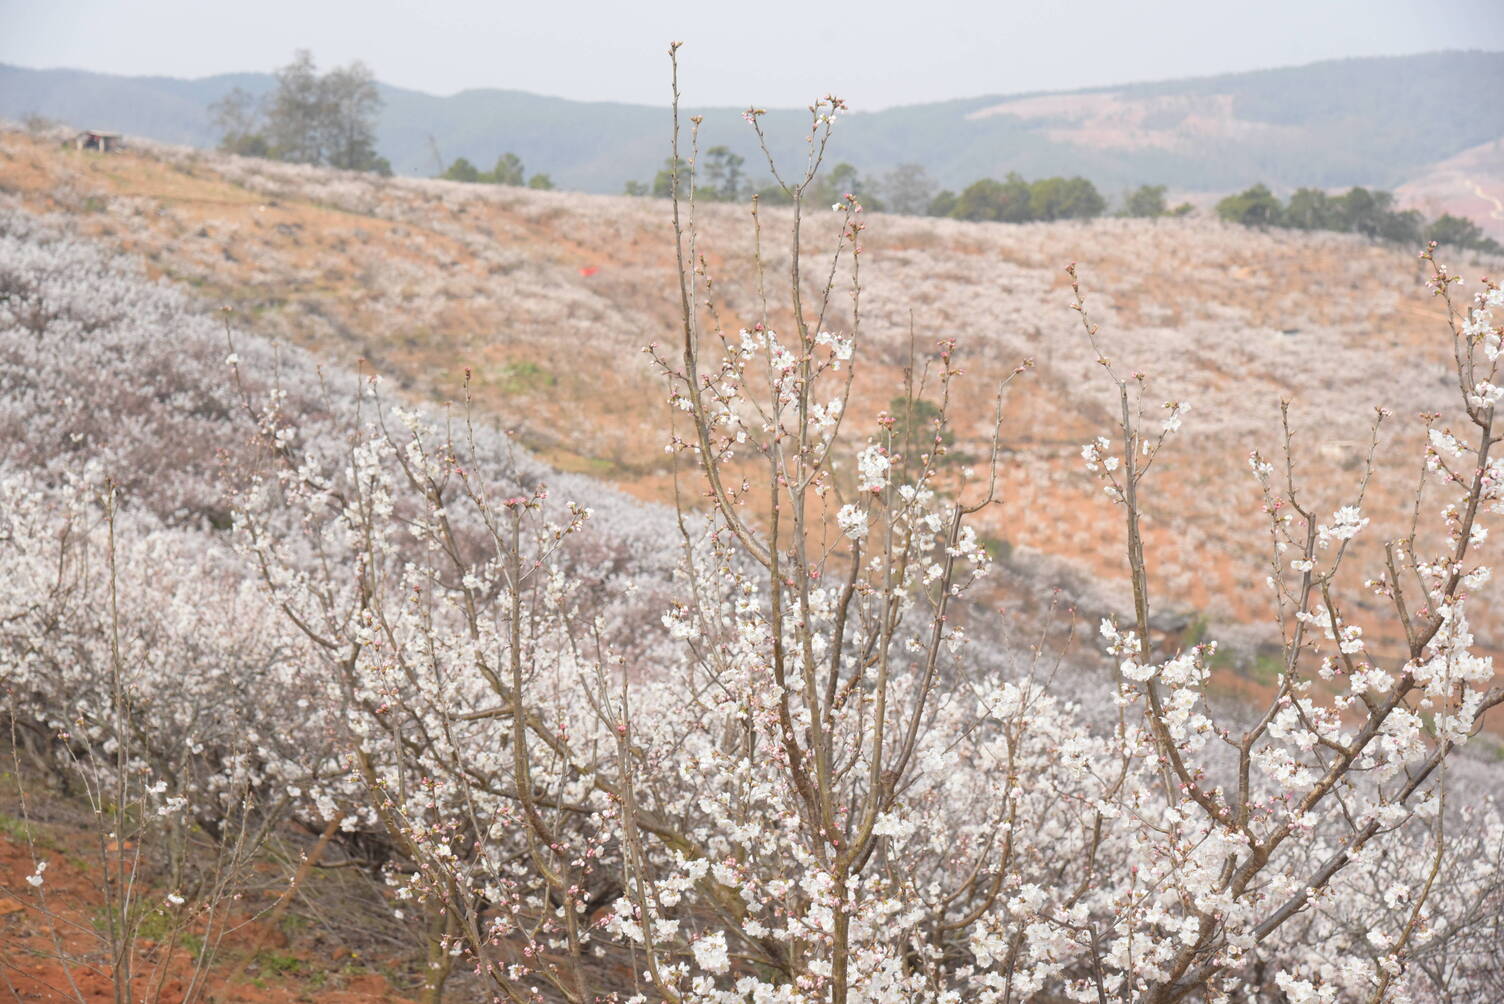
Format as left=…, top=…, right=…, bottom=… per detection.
left=2, top=114, right=1504, bottom=1003
left=3, top=125, right=1500, bottom=661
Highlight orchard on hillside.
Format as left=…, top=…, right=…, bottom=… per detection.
left=2, top=47, right=1504, bottom=1004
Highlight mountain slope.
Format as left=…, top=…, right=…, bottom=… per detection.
left=3, top=51, right=1502, bottom=209
left=6, top=124, right=1502, bottom=657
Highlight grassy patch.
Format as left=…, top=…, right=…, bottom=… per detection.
left=498, top=360, right=555, bottom=394
left=255, top=949, right=304, bottom=976
left=278, top=912, right=310, bottom=937
left=979, top=533, right=1014, bottom=565
left=1204, top=642, right=1284, bottom=685
left=0, top=811, right=58, bottom=851
left=1245, top=652, right=1285, bottom=685
left=1182, top=615, right=1210, bottom=648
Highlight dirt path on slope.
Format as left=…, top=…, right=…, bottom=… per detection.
left=1469, top=179, right=1504, bottom=221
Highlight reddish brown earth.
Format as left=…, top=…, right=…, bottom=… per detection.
left=0, top=792, right=417, bottom=1003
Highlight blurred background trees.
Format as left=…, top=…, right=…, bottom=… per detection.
left=939, top=172, right=1106, bottom=222
left=617, top=156, right=1499, bottom=252
left=439, top=150, right=553, bottom=188
left=1118, top=183, right=1193, bottom=219
left=211, top=50, right=389, bottom=174
left=1218, top=181, right=1502, bottom=253
left=1214, top=183, right=1283, bottom=228
left=1121, top=183, right=1169, bottom=218
left=1427, top=212, right=1501, bottom=252
left=879, top=162, right=938, bottom=215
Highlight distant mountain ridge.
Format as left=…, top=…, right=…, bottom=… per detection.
left=3, top=51, right=1502, bottom=220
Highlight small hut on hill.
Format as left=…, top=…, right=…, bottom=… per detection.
left=71, top=130, right=122, bottom=153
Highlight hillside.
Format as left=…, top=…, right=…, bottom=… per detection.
left=5, top=124, right=1504, bottom=1001
left=4, top=51, right=1503, bottom=230
left=4, top=124, right=1503, bottom=673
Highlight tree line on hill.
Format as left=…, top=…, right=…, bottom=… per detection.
left=437, top=153, right=554, bottom=190
left=622, top=156, right=1501, bottom=253
left=1216, top=183, right=1502, bottom=254
left=928, top=175, right=1192, bottom=223
left=623, top=155, right=1191, bottom=223
left=208, top=56, right=1498, bottom=254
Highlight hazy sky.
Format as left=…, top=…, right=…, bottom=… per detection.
left=3, top=0, right=1502, bottom=109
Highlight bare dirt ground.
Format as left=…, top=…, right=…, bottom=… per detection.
left=0, top=781, right=419, bottom=1003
